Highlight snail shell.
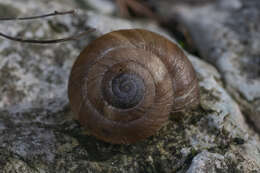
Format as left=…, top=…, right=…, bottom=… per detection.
left=68, top=29, right=199, bottom=144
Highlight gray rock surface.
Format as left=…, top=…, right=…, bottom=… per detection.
left=0, top=0, right=260, bottom=172
left=186, top=150, right=227, bottom=173
left=172, top=0, right=260, bottom=133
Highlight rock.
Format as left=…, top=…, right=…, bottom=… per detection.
left=0, top=0, right=260, bottom=172
left=186, top=150, right=227, bottom=173
left=86, top=0, right=115, bottom=14
left=217, top=0, right=242, bottom=10
left=172, top=0, right=260, bottom=133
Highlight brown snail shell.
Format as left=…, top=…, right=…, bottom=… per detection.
left=68, top=29, right=199, bottom=144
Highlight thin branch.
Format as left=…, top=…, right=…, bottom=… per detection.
left=126, top=0, right=159, bottom=20
left=0, top=10, right=75, bottom=21
left=0, top=28, right=96, bottom=44
left=116, top=0, right=130, bottom=17
left=115, top=0, right=160, bottom=21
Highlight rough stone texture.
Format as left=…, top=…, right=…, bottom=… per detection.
left=0, top=0, right=260, bottom=173
left=186, top=150, right=228, bottom=173
left=171, top=0, right=260, bottom=133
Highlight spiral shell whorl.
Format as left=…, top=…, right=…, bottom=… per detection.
left=68, top=29, right=199, bottom=144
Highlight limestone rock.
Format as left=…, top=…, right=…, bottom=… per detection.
left=174, top=0, right=260, bottom=133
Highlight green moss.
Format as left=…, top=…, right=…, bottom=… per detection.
left=48, top=20, right=69, bottom=34
left=74, top=0, right=94, bottom=10
left=0, top=3, right=20, bottom=18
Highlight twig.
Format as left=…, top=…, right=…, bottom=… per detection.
left=116, top=0, right=130, bottom=17
left=126, top=0, right=159, bottom=20
left=115, top=0, right=160, bottom=20
left=0, top=10, right=75, bottom=21
left=0, top=28, right=96, bottom=44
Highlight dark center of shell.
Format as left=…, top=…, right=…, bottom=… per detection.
left=103, top=73, right=145, bottom=109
